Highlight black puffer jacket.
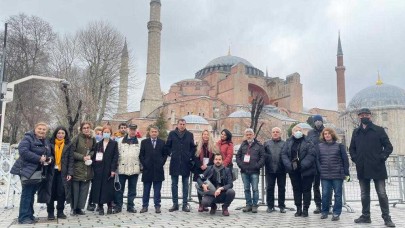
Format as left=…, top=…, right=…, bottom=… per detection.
left=166, top=128, right=196, bottom=176
left=281, top=136, right=316, bottom=177
left=236, top=139, right=265, bottom=175
left=318, top=141, right=349, bottom=180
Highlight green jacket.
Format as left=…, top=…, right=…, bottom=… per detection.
left=72, top=133, right=96, bottom=181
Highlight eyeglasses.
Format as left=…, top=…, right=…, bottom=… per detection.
left=82, top=127, right=90, bottom=130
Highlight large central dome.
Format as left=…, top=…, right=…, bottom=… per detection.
left=205, top=55, right=253, bottom=68
left=348, top=83, right=405, bottom=110
left=195, top=54, right=263, bottom=79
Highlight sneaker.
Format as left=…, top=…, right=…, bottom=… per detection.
left=57, top=213, right=67, bottom=219
left=321, top=214, right=328, bottom=219
left=252, top=205, right=258, bottom=213
left=242, top=205, right=252, bottom=212
left=210, top=204, right=217, bottom=215
left=169, top=205, right=179, bottom=212
left=222, top=205, right=230, bottom=216
left=313, top=206, right=321, bottom=214
left=266, top=207, right=276, bottom=213
left=48, top=214, right=55, bottom=220
left=354, top=215, right=371, bottom=223
left=18, top=219, right=35, bottom=224
left=279, top=207, right=287, bottom=213
left=155, top=207, right=161, bottom=214
left=331, top=215, right=340, bottom=221
left=140, top=207, right=148, bottom=213
left=384, top=217, right=395, bottom=227
left=182, top=205, right=191, bottom=212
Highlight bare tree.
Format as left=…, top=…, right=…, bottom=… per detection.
left=250, top=95, right=265, bottom=137
left=2, top=14, right=56, bottom=143
left=78, top=21, right=124, bottom=124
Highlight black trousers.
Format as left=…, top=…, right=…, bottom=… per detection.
left=290, top=172, right=313, bottom=209
left=201, top=189, right=235, bottom=208
left=266, top=172, right=286, bottom=208
left=313, top=174, right=321, bottom=207
left=47, top=170, right=65, bottom=214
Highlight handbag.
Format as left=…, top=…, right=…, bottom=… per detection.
left=21, top=168, right=45, bottom=185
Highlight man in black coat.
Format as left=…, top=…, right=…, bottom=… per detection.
left=166, top=119, right=196, bottom=212
left=139, top=126, right=167, bottom=214
left=264, top=127, right=286, bottom=213
left=197, top=153, right=235, bottom=216
left=349, top=108, right=395, bottom=227
left=307, top=114, right=324, bottom=214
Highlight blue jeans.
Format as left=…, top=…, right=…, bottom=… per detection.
left=241, top=173, right=259, bottom=206
left=142, top=181, right=163, bottom=208
left=321, top=179, right=343, bottom=215
left=19, top=183, right=39, bottom=223
left=114, top=174, right=139, bottom=209
left=359, top=178, right=390, bottom=218
left=171, top=175, right=189, bottom=207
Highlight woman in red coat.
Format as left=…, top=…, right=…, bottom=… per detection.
left=217, top=129, right=234, bottom=168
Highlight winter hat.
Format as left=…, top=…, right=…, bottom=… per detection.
left=313, top=115, right=323, bottom=122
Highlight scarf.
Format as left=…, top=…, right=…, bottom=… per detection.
left=54, top=138, right=65, bottom=171
left=213, top=164, right=225, bottom=184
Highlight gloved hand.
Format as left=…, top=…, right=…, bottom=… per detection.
left=345, top=176, right=351, bottom=182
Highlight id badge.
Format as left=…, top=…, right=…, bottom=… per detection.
left=96, top=152, right=103, bottom=161
left=243, top=154, right=251, bottom=163
left=54, top=164, right=59, bottom=170
left=203, top=157, right=209, bottom=166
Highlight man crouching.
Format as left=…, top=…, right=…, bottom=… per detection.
left=196, top=153, right=235, bottom=216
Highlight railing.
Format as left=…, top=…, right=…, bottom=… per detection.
left=1, top=145, right=405, bottom=211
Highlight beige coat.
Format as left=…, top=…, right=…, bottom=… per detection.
left=117, top=142, right=141, bottom=175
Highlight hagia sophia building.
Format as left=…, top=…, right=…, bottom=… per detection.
left=110, top=0, right=405, bottom=154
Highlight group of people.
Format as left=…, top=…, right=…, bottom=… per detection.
left=235, top=108, right=395, bottom=227
left=10, top=108, right=396, bottom=227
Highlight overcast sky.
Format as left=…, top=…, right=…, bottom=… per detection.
left=1, top=0, right=405, bottom=112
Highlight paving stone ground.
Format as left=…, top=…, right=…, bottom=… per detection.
left=1, top=196, right=405, bottom=228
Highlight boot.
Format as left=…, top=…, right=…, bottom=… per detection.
left=252, top=205, right=258, bottom=213
left=87, top=203, right=96, bottom=211
left=222, top=205, right=230, bottom=216
left=210, top=204, right=217, bottom=215
left=98, top=206, right=105, bottom=215
left=47, top=213, right=55, bottom=220
left=294, top=207, right=302, bottom=217
left=169, top=205, right=179, bottom=212
left=383, top=216, right=395, bottom=227
left=198, top=203, right=204, bottom=212
left=107, top=207, right=113, bottom=214
left=302, top=207, right=309, bottom=217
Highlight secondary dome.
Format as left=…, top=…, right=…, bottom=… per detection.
left=182, top=115, right=209, bottom=124
left=348, top=83, right=405, bottom=110
left=228, top=110, right=251, bottom=118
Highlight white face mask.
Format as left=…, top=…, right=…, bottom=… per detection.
left=314, top=120, right=323, bottom=129
left=293, top=131, right=303, bottom=139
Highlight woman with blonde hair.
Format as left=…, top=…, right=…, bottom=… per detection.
left=193, top=130, right=218, bottom=212
left=318, top=127, right=349, bottom=221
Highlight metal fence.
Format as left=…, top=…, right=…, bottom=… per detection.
left=2, top=145, right=405, bottom=210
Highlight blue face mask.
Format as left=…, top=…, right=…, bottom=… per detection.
left=293, top=131, right=303, bottom=139
left=103, top=133, right=111, bottom=139
left=95, top=135, right=103, bottom=142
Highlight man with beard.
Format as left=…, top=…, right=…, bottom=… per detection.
left=197, top=153, right=235, bottom=216
left=349, top=108, right=395, bottom=227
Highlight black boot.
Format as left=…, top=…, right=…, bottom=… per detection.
left=302, top=207, right=309, bottom=217
left=295, top=207, right=302, bottom=217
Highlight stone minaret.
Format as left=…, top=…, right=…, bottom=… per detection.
left=140, top=0, right=163, bottom=117
left=117, top=39, right=129, bottom=114
left=335, top=32, right=346, bottom=112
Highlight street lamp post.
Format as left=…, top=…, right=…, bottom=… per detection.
left=0, top=75, right=68, bottom=151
